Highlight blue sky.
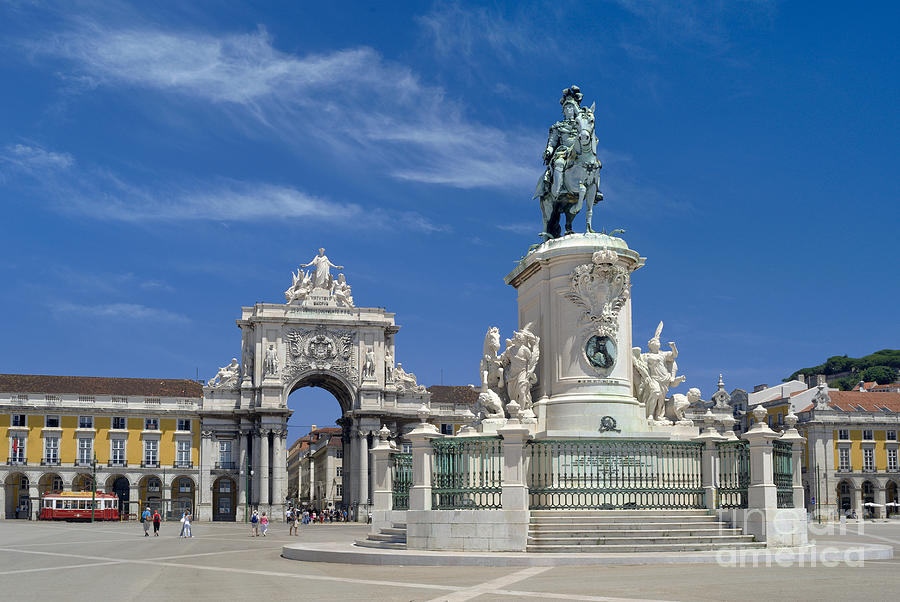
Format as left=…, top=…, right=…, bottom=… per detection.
left=1, top=1, right=897, bottom=444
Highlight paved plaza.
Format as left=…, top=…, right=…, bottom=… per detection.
left=1, top=519, right=899, bottom=601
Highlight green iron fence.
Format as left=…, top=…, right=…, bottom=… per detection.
left=773, top=440, right=794, bottom=508
left=431, top=437, right=502, bottom=510
left=391, top=452, right=412, bottom=510
left=527, top=439, right=705, bottom=510
left=716, top=440, right=749, bottom=509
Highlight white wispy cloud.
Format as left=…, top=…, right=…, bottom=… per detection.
left=50, top=301, right=190, bottom=324
left=30, top=23, right=538, bottom=192
left=0, top=143, right=442, bottom=230
left=0, top=143, right=74, bottom=172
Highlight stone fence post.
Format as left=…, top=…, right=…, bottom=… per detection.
left=742, top=405, right=779, bottom=510
left=777, top=412, right=807, bottom=511
left=497, top=423, right=532, bottom=511
left=693, top=426, right=725, bottom=510
left=369, top=425, right=396, bottom=533
left=407, top=405, right=441, bottom=513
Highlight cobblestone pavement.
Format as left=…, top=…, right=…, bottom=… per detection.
left=0, top=519, right=898, bottom=601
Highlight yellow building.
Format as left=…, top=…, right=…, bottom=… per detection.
left=0, top=374, right=204, bottom=520
left=749, top=379, right=900, bottom=518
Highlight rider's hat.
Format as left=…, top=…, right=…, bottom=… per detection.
left=559, top=85, right=583, bottom=107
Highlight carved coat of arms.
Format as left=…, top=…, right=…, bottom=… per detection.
left=561, top=248, right=630, bottom=338
left=282, top=324, right=358, bottom=384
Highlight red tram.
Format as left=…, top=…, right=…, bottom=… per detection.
left=39, top=491, right=120, bottom=521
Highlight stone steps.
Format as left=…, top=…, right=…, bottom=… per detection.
left=354, top=522, right=407, bottom=550
left=529, top=535, right=757, bottom=546
left=527, top=510, right=761, bottom=553
left=528, top=542, right=767, bottom=553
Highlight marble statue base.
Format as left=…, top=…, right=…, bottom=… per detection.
left=505, top=233, right=649, bottom=437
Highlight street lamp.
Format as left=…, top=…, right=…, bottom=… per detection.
left=90, top=454, right=98, bottom=523
left=241, top=454, right=253, bottom=522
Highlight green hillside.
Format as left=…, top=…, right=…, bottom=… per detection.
left=786, top=349, right=900, bottom=391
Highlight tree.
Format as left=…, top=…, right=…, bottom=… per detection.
left=824, top=355, right=852, bottom=375
left=859, top=366, right=898, bottom=385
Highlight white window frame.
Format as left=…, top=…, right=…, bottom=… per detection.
left=112, top=417, right=127, bottom=430
left=78, top=437, right=93, bottom=464
left=52, top=475, right=63, bottom=491
left=863, top=429, right=874, bottom=441
left=218, top=440, right=232, bottom=467
left=888, top=448, right=899, bottom=472
left=9, top=434, right=26, bottom=463
left=838, top=429, right=850, bottom=440
left=176, top=440, right=191, bottom=467
left=78, top=415, right=93, bottom=429
left=144, top=440, right=159, bottom=466
left=888, top=431, right=898, bottom=441
left=144, top=417, right=159, bottom=431
left=12, top=414, right=26, bottom=427
left=176, top=418, right=191, bottom=432
left=863, top=447, right=875, bottom=472
left=44, top=437, right=59, bottom=464
left=45, top=415, right=60, bottom=428
left=218, top=479, right=232, bottom=493
left=838, top=447, right=851, bottom=471
left=110, top=438, right=126, bottom=465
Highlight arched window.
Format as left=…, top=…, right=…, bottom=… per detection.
left=147, top=478, right=161, bottom=492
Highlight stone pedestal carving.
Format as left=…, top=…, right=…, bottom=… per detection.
left=504, top=233, right=647, bottom=436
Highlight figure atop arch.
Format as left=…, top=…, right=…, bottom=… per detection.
left=285, top=247, right=354, bottom=307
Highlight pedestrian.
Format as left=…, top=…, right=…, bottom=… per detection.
left=184, top=510, right=193, bottom=538
left=250, top=510, right=259, bottom=536
left=260, top=512, right=269, bottom=536
left=152, top=510, right=161, bottom=536
left=179, top=510, right=189, bottom=538
left=141, top=507, right=151, bottom=537
left=288, top=509, right=299, bottom=536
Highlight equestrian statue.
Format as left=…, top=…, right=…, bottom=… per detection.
left=534, top=85, right=604, bottom=240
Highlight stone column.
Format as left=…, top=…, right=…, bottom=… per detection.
left=198, top=430, right=213, bottom=521
left=251, top=429, right=261, bottom=507
left=259, top=429, right=270, bottom=508
left=874, top=482, right=887, bottom=519
left=237, top=430, right=248, bottom=521
left=0, top=485, right=5, bottom=519
left=693, top=426, right=726, bottom=510
left=28, top=485, right=39, bottom=520
left=369, top=426, right=396, bottom=533
left=778, top=414, right=807, bottom=511
left=356, top=426, right=370, bottom=520
left=348, top=427, right=359, bottom=511
left=129, top=485, right=140, bottom=516
left=853, top=485, right=863, bottom=518
left=270, top=428, right=287, bottom=520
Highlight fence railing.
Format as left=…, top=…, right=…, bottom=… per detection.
left=527, top=439, right=704, bottom=510
left=773, top=440, right=794, bottom=508
left=392, top=452, right=412, bottom=510
left=432, top=437, right=502, bottom=510
left=716, top=440, right=749, bottom=508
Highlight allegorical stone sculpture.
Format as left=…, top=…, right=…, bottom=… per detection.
left=301, top=247, right=344, bottom=290
left=637, top=322, right=685, bottom=422
left=208, top=358, right=240, bottom=388
left=285, top=248, right=354, bottom=307
left=384, top=346, right=394, bottom=382
left=477, top=327, right=506, bottom=418
left=363, top=346, right=376, bottom=380
left=666, top=387, right=700, bottom=425
left=393, top=362, right=426, bottom=393
left=499, top=323, right=541, bottom=415
left=533, top=85, right=603, bottom=240
left=264, top=344, right=279, bottom=377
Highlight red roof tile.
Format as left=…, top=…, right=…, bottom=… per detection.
left=0, top=373, right=202, bottom=397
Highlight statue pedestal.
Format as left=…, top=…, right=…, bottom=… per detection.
left=505, top=233, right=648, bottom=437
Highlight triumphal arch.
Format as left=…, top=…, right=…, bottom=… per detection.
left=199, top=248, right=470, bottom=521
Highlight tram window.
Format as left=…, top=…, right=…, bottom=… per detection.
left=56, top=500, right=62, bottom=509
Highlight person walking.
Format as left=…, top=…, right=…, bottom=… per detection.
left=182, top=510, right=193, bottom=538
left=152, top=510, right=161, bottom=536
left=141, top=507, right=151, bottom=537
left=179, top=510, right=189, bottom=538
left=250, top=510, right=260, bottom=536
left=260, top=512, right=269, bottom=536
left=288, top=509, right=299, bottom=536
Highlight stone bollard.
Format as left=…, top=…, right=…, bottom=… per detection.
left=693, top=425, right=726, bottom=510
left=497, top=423, right=532, bottom=512
left=743, top=405, right=779, bottom=510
